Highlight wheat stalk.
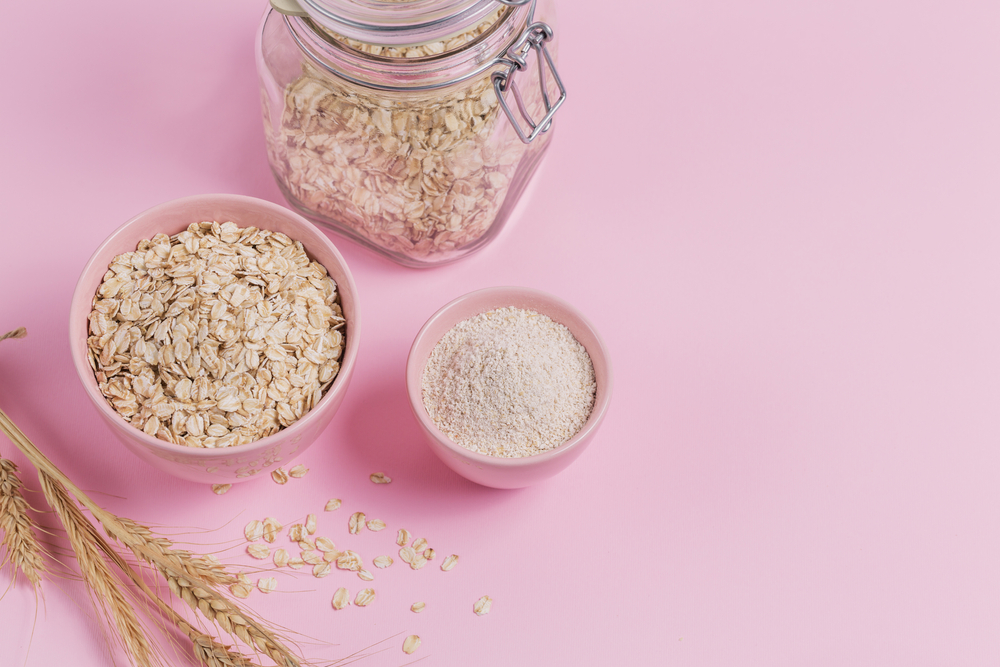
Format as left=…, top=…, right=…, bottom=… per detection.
left=0, top=458, right=46, bottom=590
left=38, top=470, right=158, bottom=667
left=0, top=410, right=302, bottom=667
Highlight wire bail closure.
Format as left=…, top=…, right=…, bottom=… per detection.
left=492, top=21, right=565, bottom=144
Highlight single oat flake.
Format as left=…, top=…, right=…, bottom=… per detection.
left=441, top=554, right=459, bottom=571
left=357, top=569, right=374, bottom=581
left=369, top=472, right=391, bottom=484
left=315, top=536, right=337, bottom=553
left=473, top=595, right=492, bottom=616
left=366, top=519, right=386, bottom=532
left=313, top=562, right=332, bottom=578
left=354, top=588, right=375, bottom=607
left=262, top=517, right=282, bottom=543
left=247, top=543, right=270, bottom=560
left=402, top=635, right=421, bottom=655
left=230, top=583, right=251, bottom=599
left=273, top=548, right=290, bottom=568
left=411, top=537, right=428, bottom=552
left=244, top=520, right=264, bottom=542
left=211, top=483, right=231, bottom=495
left=423, top=548, right=436, bottom=560
left=373, top=555, right=393, bottom=569
left=271, top=468, right=289, bottom=485
left=288, top=524, right=305, bottom=542
left=257, top=577, right=278, bottom=594
left=302, top=550, right=324, bottom=566
left=349, top=512, right=365, bottom=534
left=396, top=528, right=412, bottom=547
left=398, top=546, right=415, bottom=564
left=325, top=498, right=342, bottom=512
left=410, top=602, right=425, bottom=613
left=305, top=513, right=317, bottom=535
left=289, top=464, right=309, bottom=478
left=332, top=587, right=350, bottom=610
left=336, top=551, right=363, bottom=572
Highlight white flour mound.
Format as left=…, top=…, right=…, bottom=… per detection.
left=421, top=307, right=596, bottom=458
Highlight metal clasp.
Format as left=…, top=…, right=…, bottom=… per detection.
left=492, top=21, right=566, bottom=144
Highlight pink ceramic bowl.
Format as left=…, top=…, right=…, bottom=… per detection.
left=405, top=287, right=613, bottom=489
left=69, top=194, right=360, bottom=484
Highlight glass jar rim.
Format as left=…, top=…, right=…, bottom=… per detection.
left=298, top=0, right=504, bottom=45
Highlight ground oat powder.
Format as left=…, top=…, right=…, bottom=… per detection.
left=421, top=307, right=596, bottom=457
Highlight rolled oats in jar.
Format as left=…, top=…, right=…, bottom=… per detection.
left=256, top=0, right=565, bottom=267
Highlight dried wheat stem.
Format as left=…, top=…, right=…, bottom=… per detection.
left=0, top=410, right=301, bottom=667
left=0, top=327, right=27, bottom=342
left=0, top=458, right=45, bottom=589
left=38, top=471, right=158, bottom=667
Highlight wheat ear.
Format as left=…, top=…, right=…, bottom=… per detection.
left=38, top=471, right=158, bottom=667
left=0, top=458, right=46, bottom=589
left=0, top=327, right=27, bottom=342
left=0, top=409, right=302, bottom=667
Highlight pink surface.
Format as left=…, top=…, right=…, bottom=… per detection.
left=1, top=1, right=999, bottom=666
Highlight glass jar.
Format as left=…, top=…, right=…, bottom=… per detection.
left=255, top=0, right=565, bottom=267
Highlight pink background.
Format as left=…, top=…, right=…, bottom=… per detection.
left=1, top=1, right=999, bottom=665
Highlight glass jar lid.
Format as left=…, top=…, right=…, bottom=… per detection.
left=294, top=0, right=504, bottom=46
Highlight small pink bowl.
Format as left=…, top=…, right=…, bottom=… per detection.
left=69, top=194, right=360, bottom=485
left=405, top=287, right=613, bottom=489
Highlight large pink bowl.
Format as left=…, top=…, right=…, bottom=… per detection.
left=69, top=194, right=360, bottom=484
left=405, top=287, right=613, bottom=489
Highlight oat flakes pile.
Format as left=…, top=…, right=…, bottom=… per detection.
left=265, top=10, right=553, bottom=261
left=87, top=221, right=345, bottom=448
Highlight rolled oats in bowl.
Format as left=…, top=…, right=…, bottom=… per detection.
left=87, top=221, right=345, bottom=448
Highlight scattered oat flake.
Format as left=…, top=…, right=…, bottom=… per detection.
left=358, top=569, right=374, bottom=581
left=302, top=550, right=324, bottom=566
left=473, top=595, right=492, bottom=616
left=349, top=512, right=365, bottom=534
left=247, top=544, right=270, bottom=560
left=237, top=572, right=251, bottom=586
left=402, top=635, right=421, bottom=655
left=289, top=464, right=309, bottom=478
left=262, top=517, right=282, bottom=543
left=398, top=546, right=415, bottom=564
left=305, top=513, right=317, bottom=535
left=410, top=554, right=427, bottom=570
left=332, top=587, right=350, bottom=610
left=325, top=498, right=342, bottom=512
left=244, top=520, right=263, bottom=542
left=323, top=550, right=340, bottom=563
left=212, top=484, right=231, bottom=495
left=373, top=555, right=393, bottom=569
left=441, top=554, right=459, bottom=571
left=273, top=549, right=290, bottom=568
left=257, top=577, right=277, bottom=594
left=288, top=558, right=304, bottom=570
left=230, top=583, right=251, bottom=599
left=396, top=528, right=412, bottom=547
left=366, top=519, right=386, bottom=532
left=298, top=538, right=316, bottom=551
left=315, top=537, right=337, bottom=552
left=354, top=588, right=375, bottom=607
left=337, top=551, right=363, bottom=571
left=271, top=467, right=289, bottom=484
left=411, top=537, right=428, bottom=552
left=288, top=524, right=305, bottom=542
left=313, top=562, right=332, bottom=578
left=370, top=472, right=391, bottom=484
left=424, top=548, right=436, bottom=560
left=410, top=602, right=425, bottom=613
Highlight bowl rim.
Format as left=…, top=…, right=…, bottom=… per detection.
left=69, top=193, right=361, bottom=459
left=405, top=286, right=613, bottom=469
